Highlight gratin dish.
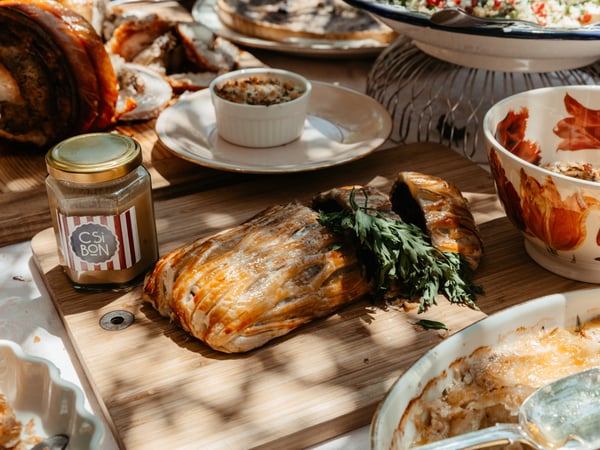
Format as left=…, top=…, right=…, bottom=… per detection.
left=342, top=0, right=600, bottom=72
left=370, top=287, right=600, bottom=449
left=209, top=68, right=312, bottom=148
left=484, top=85, right=600, bottom=283
left=0, top=340, right=104, bottom=449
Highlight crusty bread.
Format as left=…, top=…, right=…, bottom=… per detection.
left=216, top=0, right=396, bottom=43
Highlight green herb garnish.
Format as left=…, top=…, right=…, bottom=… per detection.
left=317, top=188, right=482, bottom=313
left=415, top=319, right=449, bottom=330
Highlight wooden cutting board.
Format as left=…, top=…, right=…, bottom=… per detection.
left=31, top=143, right=589, bottom=449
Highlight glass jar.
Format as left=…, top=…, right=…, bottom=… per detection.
left=45, top=133, right=159, bottom=289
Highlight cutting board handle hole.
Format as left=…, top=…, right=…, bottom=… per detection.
left=99, top=310, right=135, bottom=331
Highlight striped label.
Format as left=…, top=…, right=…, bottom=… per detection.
left=57, top=207, right=141, bottom=273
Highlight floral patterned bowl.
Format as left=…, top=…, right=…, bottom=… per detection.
left=484, top=85, right=600, bottom=283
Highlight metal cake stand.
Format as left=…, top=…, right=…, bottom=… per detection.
left=367, top=36, right=600, bottom=166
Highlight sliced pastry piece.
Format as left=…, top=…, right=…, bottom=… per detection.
left=216, top=0, right=396, bottom=43
left=312, top=184, right=394, bottom=216
left=390, top=171, right=483, bottom=270
left=143, top=179, right=483, bottom=353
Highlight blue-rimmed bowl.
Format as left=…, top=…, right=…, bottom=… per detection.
left=343, top=0, right=600, bottom=72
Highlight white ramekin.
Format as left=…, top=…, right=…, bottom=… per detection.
left=209, top=68, right=312, bottom=148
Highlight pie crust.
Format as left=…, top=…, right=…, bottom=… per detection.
left=216, top=0, right=397, bottom=43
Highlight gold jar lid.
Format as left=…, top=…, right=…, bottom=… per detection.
left=46, top=133, right=143, bottom=183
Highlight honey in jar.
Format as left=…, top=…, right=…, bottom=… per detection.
left=45, top=133, right=159, bottom=289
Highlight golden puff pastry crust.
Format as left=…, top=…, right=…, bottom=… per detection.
left=143, top=178, right=484, bottom=353
left=142, top=201, right=372, bottom=353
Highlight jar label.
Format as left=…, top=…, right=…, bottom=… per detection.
left=56, top=206, right=141, bottom=272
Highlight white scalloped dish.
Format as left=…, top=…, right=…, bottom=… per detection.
left=0, top=340, right=104, bottom=449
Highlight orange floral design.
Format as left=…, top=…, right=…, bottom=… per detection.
left=492, top=93, right=600, bottom=252
left=519, top=170, right=598, bottom=251
left=495, top=107, right=542, bottom=165
left=554, top=93, right=600, bottom=151
left=489, top=148, right=525, bottom=231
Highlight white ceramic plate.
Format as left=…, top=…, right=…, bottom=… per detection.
left=191, top=0, right=390, bottom=57
left=344, top=0, right=600, bottom=72
left=0, top=340, right=104, bottom=449
left=155, top=81, right=392, bottom=173
left=371, top=287, right=600, bottom=450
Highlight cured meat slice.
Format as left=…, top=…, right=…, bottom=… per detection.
left=106, top=13, right=174, bottom=62
left=142, top=201, right=372, bottom=353
left=390, top=171, right=483, bottom=270
left=175, top=22, right=239, bottom=72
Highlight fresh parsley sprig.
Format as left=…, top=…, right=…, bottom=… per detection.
left=317, top=188, right=482, bottom=313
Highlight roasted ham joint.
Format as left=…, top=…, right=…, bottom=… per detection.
left=0, top=0, right=257, bottom=147
left=142, top=172, right=483, bottom=353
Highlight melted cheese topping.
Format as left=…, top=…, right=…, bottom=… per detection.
left=395, top=317, right=600, bottom=449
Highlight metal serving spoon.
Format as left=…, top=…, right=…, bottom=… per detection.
left=430, top=7, right=600, bottom=30
left=30, top=434, right=69, bottom=450
left=412, top=366, right=600, bottom=450
left=429, top=7, right=542, bottom=28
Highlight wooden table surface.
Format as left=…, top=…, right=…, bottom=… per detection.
left=0, top=0, right=375, bottom=249
left=0, top=55, right=374, bottom=248
left=3, top=5, right=593, bottom=449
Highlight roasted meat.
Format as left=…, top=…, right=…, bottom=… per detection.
left=104, top=10, right=253, bottom=92
left=105, top=12, right=174, bottom=62
left=0, top=0, right=118, bottom=147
